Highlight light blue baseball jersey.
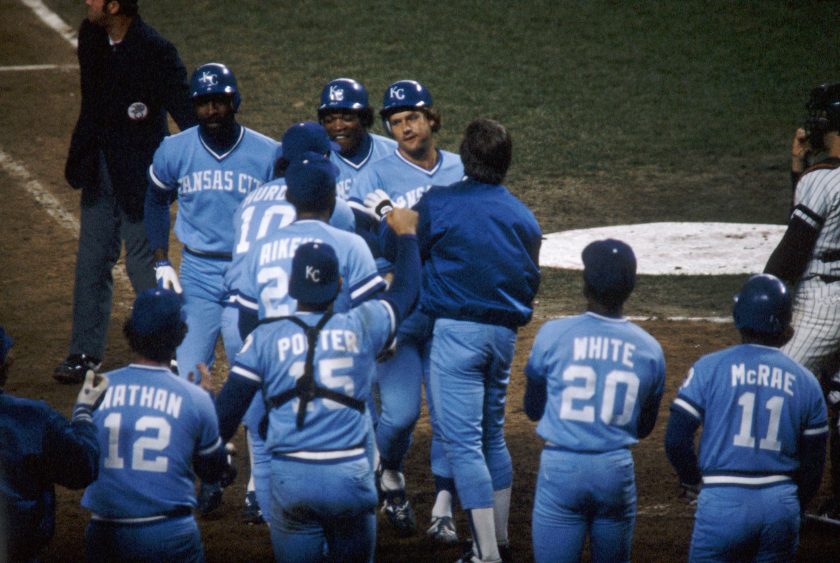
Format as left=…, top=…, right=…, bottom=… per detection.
left=236, top=220, right=385, bottom=319
left=230, top=302, right=396, bottom=453
left=525, top=312, right=666, bottom=451
left=148, top=125, right=281, bottom=253
left=348, top=148, right=464, bottom=210
left=81, top=364, right=223, bottom=517
left=225, top=179, right=355, bottom=302
left=332, top=133, right=397, bottom=201
left=672, top=344, right=828, bottom=481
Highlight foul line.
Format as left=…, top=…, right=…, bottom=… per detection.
left=20, top=0, right=77, bottom=48
left=0, top=64, right=78, bottom=72
left=550, top=314, right=731, bottom=324
left=0, top=150, right=79, bottom=235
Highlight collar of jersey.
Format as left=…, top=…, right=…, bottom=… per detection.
left=394, top=148, right=442, bottom=176
left=128, top=363, right=179, bottom=374
left=584, top=311, right=628, bottom=323
left=336, top=136, right=374, bottom=171
left=199, top=126, right=246, bottom=161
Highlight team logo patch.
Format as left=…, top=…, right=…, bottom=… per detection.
left=127, top=102, right=148, bottom=121
left=199, top=71, right=218, bottom=87
left=329, top=85, right=344, bottom=102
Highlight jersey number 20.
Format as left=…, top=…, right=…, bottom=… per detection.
left=559, top=366, right=640, bottom=425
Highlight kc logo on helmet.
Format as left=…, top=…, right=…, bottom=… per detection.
left=329, top=85, right=345, bottom=102
left=389, top=86, right=405, bottom=101
left=199, top=72, right=218, bottom=87
left=305, top=266, right=321, bottom=283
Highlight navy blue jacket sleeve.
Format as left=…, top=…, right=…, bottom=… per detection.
left=43, top=408, right=99, bottom=489
left=216, top=377, right=259, bottom=444
left=797, top=432, right=827, bottom=510
left=144, top=185, right=172, bottom=253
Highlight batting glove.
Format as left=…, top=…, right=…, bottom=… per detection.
left=155, top=259, right=183, bottom=294
left=72, top=369, right=109, bottom=422
left=364, top=189, right=395, bottom=220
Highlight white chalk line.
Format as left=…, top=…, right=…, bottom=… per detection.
left=0, top=64, right=78, bottom=72
left=549, top=314, right=731, bottom=324
left=20, top=0, right=77, bottom=48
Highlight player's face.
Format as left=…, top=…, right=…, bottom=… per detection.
left=85, top=0, right=110, bottom=25
left=389, top=110, right=434, bottom=159
left=321, top=111, right=365, bottom=155
left=194, top=95, right=235, bottom=131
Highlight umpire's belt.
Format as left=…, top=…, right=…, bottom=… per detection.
left=184, top=246, right=232, bottom=261
left=701, top=474, right=791, bottom=487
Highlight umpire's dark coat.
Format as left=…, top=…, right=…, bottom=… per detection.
left=65, top=16, right=195, bottom=221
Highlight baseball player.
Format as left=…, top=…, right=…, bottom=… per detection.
left=316, top=77, right=397, bottom=201
left=215, top=206, right=422, bottom=562
left=525, top=239, right=664, bottom=563
left=764, top=81, right=840, bottom=521
left=665, top=274, right=828, bottom=561
left=350, top=79, right=464, bottom=540
left=0, top=327, right=106, bottom=561
left=81, top=288, right=234, bottom=562
left=144, top=61, right=279, bottom=514
left=222, top=122, right=355, bottom=524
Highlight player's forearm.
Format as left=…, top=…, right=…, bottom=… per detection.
left=144, top=186, right=172, bottom=253
left=523, top=377, right=547, bottom=421
left=381, top=235, right=420, bottom=323
left=664, top=408, right=702, bottom=486
left=797, top=432, right=827, bottom=509
left=216, top=376, right=259, bottom=443
left=637, top=394, right=664, bottom=439
left=48, top=415, right=100, bottom=489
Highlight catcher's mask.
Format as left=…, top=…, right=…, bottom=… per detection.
left=804, top=82, right=840, bottom=151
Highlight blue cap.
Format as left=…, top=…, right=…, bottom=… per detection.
left=582, top=239, right=637, bottom=300
left=281, top=122, right=340, bottom=163
left=130, top=288, right=184, bottom=337
left=0, top=326, right=13, bottom=365
left=285, top=154, right=339, bottom=209
left=289, top=242, right=340, bottom=304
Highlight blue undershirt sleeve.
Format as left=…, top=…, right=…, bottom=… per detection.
left=664, top=407, right=703, bottom=486
left=797, top=432, right=827, bottom=510
left=216, top=376, right=259, bottom=444
left=524, top=377, right=547, bottom=422
left=380, top=235, right=420, bottom=324
left=144, top=183, right=172, bottom=253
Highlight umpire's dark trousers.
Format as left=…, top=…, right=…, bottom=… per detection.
left=69, top=152, right=156, bottom=360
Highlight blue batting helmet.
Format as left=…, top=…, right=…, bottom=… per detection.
left=379, top=80, right=435, bottom=134
left=319, top=78, right=369, bottom=112
left=190, top=63, right=241, bottom=111
left=732, top=274, right=792, bottom=335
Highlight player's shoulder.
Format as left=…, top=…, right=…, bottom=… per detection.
left=371, top=133, right=398, bottom=151
left=159, top=126, right=199, bottom=148
left=624, top=319, right=665, bottom=353
left=799, top=157, right=840, bottom=186
left=243, top=127, right=281, bottom=149
left=534, top=314, right=588, bottom=341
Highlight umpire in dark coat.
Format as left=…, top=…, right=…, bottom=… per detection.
left=56, top=0, right=196, bottom=384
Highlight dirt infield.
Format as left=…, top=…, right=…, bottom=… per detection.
left=2, top=3, right=839, bottom=561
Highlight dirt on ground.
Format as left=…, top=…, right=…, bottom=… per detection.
left=1, top=3, right=838, bottom=561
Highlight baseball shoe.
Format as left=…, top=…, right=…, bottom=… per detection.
left=381, top=492, right=417, bottom=536
left=197, top=481, right=223, bottom=517
left=455, top=546, right=502, bottom=563
left=53, top=354, right=101, bottom=384
left=242, top=491, right=264, bottom=525
left=498, top=542, right=513, bottom=563
left=427, top=515, right=458, bottom=544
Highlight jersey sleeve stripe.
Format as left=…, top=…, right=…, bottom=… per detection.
left=233, top=294, right=259, bottom=311
left=350, top=274, right=387, bottom=305
left=148, top=165, right=170, bottom=191
left=197, top=436, right=222, bottom=456
left=230, top=364, right=262, bottom=384
left=791, top=204, right=824, bottom=229
left=803, top=424, right=829, bottom=436
left=672, top=397, right=702, bottom=420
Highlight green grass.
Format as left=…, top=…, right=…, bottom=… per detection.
left=45, top=0, right=834, bottom=315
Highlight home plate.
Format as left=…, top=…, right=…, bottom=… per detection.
left=540, top=222, right=787, bottom=276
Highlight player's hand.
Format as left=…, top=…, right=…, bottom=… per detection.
left=75, top=369, right=109, bottom=409
left=220, top=442, right=238, bottom=488
left=155, top=259, right=182, bottom=294
left=792, top=127, right=811, bottom=171
left=364, top=189, right=395, bottom=220
left=386, top=207, right=418, bottom=236
left=680, top=482, right=700, bottom=506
